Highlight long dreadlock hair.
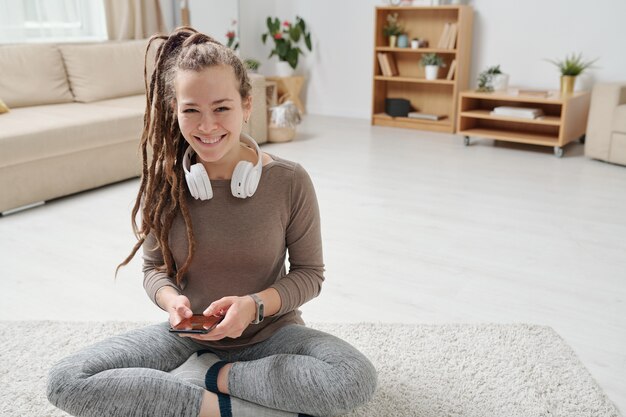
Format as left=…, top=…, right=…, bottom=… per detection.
left=116, top=27, right=252, bottom=285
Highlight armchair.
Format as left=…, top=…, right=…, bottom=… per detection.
left=585, top=82, right=626, bottom=166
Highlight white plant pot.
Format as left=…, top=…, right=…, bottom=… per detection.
left=425, top=65, right=439, bottom=80
left=276, top=61, right=294, bottom=77
left=491, top=73, right=509, bottom=91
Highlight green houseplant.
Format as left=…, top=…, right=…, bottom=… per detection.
left=383, top=13, right=403, bottom=47
left=244, top=59, right=261, bottom=72
left=546, top=52, right=598, bottom=93
left=225, top=21, right=261, bottom=73
left=477, top=65, right=503, bottom=92
left=420, top=53, right=445, bottom=67
left=420, top=53, right=445, bottom=80
left=261, top=16, right=312, bottom=73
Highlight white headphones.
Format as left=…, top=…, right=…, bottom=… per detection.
left=182, top=133, right=263, bottom=200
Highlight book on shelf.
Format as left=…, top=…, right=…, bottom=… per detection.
left=377, top=53, right=390, bottom=76
left=408, top=112, right=447, bottom=121
left=437, top=22, right=457, bottom=49
left=491, top=106, right=544, bottom=119
left=446, top=23, right=458, bottom=49
left=446, top=59, right=457, bottom=80
left=377, top=53, right=398, bottom=77
left=386, top=53, right=399, bottom=76
left=437, top=23, right=450, bottom=49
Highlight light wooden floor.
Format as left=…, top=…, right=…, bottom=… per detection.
left=1, top=115, right=624, bottom=412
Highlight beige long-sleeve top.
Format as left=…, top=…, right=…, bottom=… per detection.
left=142, top=155, right=324, bottom=349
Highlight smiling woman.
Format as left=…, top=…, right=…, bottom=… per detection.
left=45, top=26, right=377, bottom=417
left=175, top=66, right=252, bottom=177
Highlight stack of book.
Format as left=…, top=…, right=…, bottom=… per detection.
left=408, top=112, right=446, bottom=121
left=490, top=106, right=544, bottom=120
left=437, top=22, right=458, bottom=49
left=377, top=53, right=398, bottom=77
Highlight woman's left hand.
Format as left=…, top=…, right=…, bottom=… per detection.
left=182, top=296, right=256, bottom=341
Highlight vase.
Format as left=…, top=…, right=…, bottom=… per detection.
left=491, top=73, right=509, bottom=91
left=424, top=65, right=439, bottom=80
left=389, top=35, right=397, bottom=48
left=397, top=34, right=408, bottom=48
left=276, top=61, right=294, bottom=77
left=560, top=75, right=576, bottom=94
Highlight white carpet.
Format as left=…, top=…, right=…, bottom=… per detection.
left=0, top=321, right=621, bottom=417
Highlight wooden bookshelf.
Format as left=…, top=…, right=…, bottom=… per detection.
left=371, top=6, right=473, bottom=133
left=457, top=90, right=591, bottom=157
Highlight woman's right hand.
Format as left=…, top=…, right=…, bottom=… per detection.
left=167, top=294, right=193, bottom=327
left=156, top=286, right=193, bottom=327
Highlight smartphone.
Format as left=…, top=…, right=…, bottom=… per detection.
left=169, top=314, right=223, bottom=334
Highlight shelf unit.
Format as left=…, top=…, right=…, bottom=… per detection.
left=371, top=6, right=473, bottom=133
left=457, top=90, right=591, bottom=157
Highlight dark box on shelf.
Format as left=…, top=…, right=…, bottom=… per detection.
left=385, top=98, right=411, bottom=117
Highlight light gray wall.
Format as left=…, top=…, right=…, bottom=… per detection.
left=188, top=0, right=239, bottom=42
left=240, top=0, right=626, bottom=118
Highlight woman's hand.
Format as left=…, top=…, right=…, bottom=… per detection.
left=166, top=294, right=193, bottom=327
left=180, top=296, right=256, bottom=341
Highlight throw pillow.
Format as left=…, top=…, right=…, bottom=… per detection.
left=0, top=98, right=9, bottom=114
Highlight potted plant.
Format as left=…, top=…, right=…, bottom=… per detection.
left=546, top=52, right=598, bottom=93
left=383, top=13, right=403, bottom=48
left=225, top=23, right=261, bottom=74
left=244, top=59, right=261, bottom=73
left=225, top=20, right=239, bottom=51
left=477, top=65, right=508, bottom=92
left=420, top=53, right=445, bottom=80
left=261, top=16, right=313, bottom=77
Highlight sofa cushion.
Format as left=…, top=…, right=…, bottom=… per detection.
left=94, top=95, right=146, bottom=110
left=0, top=44, right=74, bottom=108
left=0, top=98, right=144, bottom=168
left=59, top=40, right=147, bottom=103
left=612, top=104, right=626, bottom=134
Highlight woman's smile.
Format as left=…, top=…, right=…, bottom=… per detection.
left=195, top=133, right=227, bottom=146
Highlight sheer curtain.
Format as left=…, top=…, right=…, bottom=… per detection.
left=0, top=0, right=107, bottom=44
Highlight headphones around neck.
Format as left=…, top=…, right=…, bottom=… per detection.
left=182, top=133, right=263, bottom=200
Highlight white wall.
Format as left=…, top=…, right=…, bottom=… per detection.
left=188, top=0, right=239, bottom=42
left=240, top=0, right=626, bottom=119
left=240, top=0, right=379, bottom=118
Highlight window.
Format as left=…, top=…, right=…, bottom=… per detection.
left=0, top=0, right=107, bottom=44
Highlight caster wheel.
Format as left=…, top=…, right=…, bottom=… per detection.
left=464, top=136, right=470, bottom=146
left=554, top=146, right=564, bottom=158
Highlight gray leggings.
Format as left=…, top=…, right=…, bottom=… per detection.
left=47, top=323, right=377, bottom=417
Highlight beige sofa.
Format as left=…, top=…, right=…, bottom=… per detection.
left=0, top=41, right=267, bottom=214
left=585, top=82, right=626, bottom=166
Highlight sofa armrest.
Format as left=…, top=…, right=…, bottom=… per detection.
left=585, top=82, right=626, bottom=160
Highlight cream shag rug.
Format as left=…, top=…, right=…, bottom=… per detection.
left=0, top=322, right=621, bottom=417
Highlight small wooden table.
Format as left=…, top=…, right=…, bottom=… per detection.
left=265, top=75, right=306, bottom=113
left=457, top=89, right=591, bottom=157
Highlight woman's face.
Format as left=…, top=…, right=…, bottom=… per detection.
left=174, top=65, right=251, bottom=165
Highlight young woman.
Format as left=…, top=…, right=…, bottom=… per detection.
left=47, top=27, right=377, bottom=417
